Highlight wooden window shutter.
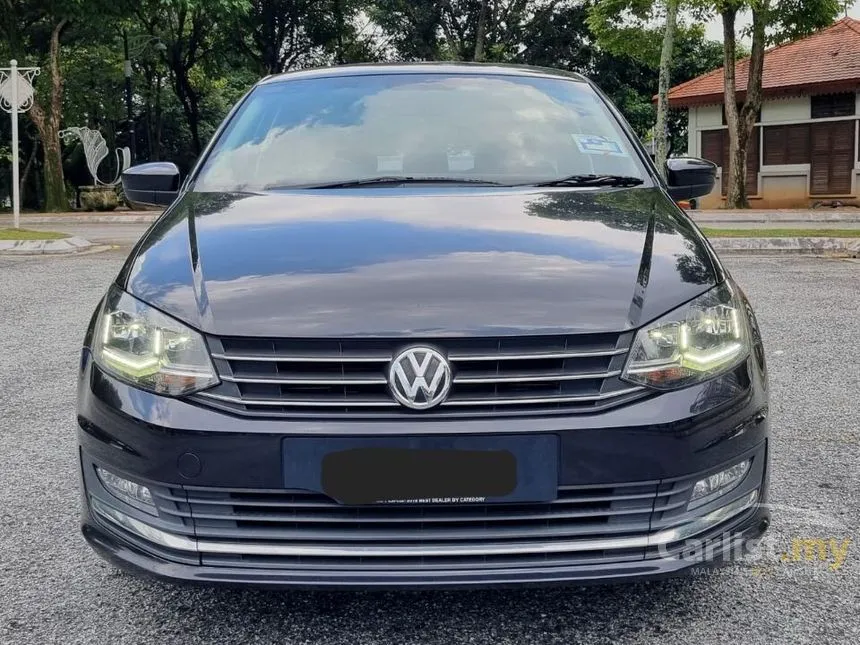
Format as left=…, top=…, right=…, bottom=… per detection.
left=786, top=124, right=810, bottom=164
left=763, top=127, right=786, bottom=165
left=701, top=130, right=724, bottom=166
left=810, top=123, right=832, bottom=194
left=810, top=121, right=855, bottom=195
left=701, top=128, right=759, bottom=196
left=746, top=127, right=760, bottom=196
left=829, top=120, right=855, bottom=194
left=764, top=124, right=810, bottom=165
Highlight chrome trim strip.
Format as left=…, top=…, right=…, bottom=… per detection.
left=449, top=348, right=628, bottom=361
left=211, top=348, right=628, bottom=364
left=454, top=370, right=622, bottom=384
left=194, top=387, right=645, bottom=408
left=202, top=535, right=650, bottom=557
left=221, top=375, right=388, bottom=385
left=441, top=387, right=644, bottom=407
left=92, top=491, right=758, bottom=558
left=91, top=498, right=198, bottom=551
left=211, top=353, right=391, bottom=363
left=196, top=392, right=399, bottom=407
left=222, top=371, right=619, bottom=386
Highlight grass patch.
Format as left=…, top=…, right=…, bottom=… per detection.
left=0, top=228, right=70, bottom=240
left=701, top=228, right=860, bottom=238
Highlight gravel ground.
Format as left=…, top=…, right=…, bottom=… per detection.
left=0, top=252, right=858, bottom=645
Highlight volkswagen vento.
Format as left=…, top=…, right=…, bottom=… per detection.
left=77, top=64, right=770, bottom=588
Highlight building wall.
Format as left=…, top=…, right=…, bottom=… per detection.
left=760, top=96, right=810, bottom=123
left=687, top=94, right=860, bottom=208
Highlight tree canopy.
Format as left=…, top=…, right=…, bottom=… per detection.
left=0, top=0, right=849, bottom=211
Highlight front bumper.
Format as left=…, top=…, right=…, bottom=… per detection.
left=78, top=353, right=770, bottom=589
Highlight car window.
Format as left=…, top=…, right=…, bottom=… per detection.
left=194, top=73, right=647, bottom=191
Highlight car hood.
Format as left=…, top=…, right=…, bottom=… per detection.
left=121, top=187, right=719, bottom=337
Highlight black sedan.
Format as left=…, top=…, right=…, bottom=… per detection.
left=77, top=63, right=770, bottom=588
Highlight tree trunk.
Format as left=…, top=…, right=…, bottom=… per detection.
left=474, top=0, right=490, bottom=61
left=655, top=0, right=679, bottom=180
left=154, top=75, right=163, bottom=161
left=19, top=136, right=39, bottom=207
left=722, top=2, right=768, bottom=208
left=27, top=19, right=68, bottom=212
left=334, top=0, right=345, bottom=64
left=721, top=7, right=741, bottom=207
left=189, top=109, right=201, bottom=155
left=171, top=72, right=203, bottom=155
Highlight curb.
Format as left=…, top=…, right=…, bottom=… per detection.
left=709, top=237, right=860, bottom=256
left=0, top=236, right=99, bottom=255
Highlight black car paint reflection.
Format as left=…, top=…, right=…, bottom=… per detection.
left=121, top=186, right=718, bottom=337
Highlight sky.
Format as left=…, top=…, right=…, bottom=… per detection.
left=703, top=1, right=860, bottom=41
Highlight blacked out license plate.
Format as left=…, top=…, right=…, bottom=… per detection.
left=282, top=435, right=559, bottom=506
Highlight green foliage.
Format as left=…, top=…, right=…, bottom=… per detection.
left=766, top=0, right=851, bottom=44
left=2, top=0, right=854, bottom=211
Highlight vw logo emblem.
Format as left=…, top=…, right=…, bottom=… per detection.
left=388, top=346, right=452, bottom=410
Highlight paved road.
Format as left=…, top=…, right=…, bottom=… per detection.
left=0, top=253, right=858, bottom=645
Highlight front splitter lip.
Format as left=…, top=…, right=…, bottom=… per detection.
left=81, top=507, right=771, bottom=590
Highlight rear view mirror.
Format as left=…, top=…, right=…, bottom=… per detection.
left=665, top=157, right=717, bottom=201
left=121, top=162, right=181, bottom=209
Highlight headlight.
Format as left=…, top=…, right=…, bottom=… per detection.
left=92, top=286, right=219, bottom=396
left=622, top=282, right=749, bottom=390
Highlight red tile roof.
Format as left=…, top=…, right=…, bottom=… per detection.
left=668, top=17, right=860, bottom=107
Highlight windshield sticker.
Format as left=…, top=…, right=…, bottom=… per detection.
left=572, top=134, right=628, bottom=157
left=377, top=154, right=404, bottom=172
left=447, top=150, right=475, bottom=172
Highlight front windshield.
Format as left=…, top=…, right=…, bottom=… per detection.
left=194, top=72, right=648, bottom=191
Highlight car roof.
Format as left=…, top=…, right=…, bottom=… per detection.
left=258, top=62, right=589, bottom=86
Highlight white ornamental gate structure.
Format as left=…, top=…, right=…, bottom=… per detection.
left=0, top=60, right=41, bottom=229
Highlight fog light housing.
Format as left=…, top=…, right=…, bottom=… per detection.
left=96, top=466, right=155, bottom=512
left=688, top=459, right=751, bottom=509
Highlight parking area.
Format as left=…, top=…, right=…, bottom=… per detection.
left=0, top=251, right=858, bottom=645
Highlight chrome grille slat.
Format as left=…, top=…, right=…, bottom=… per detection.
left=202, top=550, right=645, bottom=571
left=158, top=505, right=651, bottom=523
left=443, top=388, right=643, bottom=407
left=449, top=349, right=628, bottom=361
left=211, top=353, right=392, bottom=363
left=195, top=387, right=644, bottom=408
left=190, top=522, right=653, bottom=542
left=200, top=332, right=643, bottom=417
left=454, top=370, right=621, bottom=384
left=196, top=392, right=400, bottom=408
left=221, top=374, right=388, bottom=385
left=153, top=487, right=673, bottom=507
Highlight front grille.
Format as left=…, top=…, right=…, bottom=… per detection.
left=194, top=333, right=648, bottom=417
left=149, top=480, right=691, bottom=570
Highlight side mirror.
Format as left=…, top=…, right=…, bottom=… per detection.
left=665, top=157, right=717, bottom=201
left=121, top=162, right=181, bottom=209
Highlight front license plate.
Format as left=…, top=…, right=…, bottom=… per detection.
left=283, top=435, right=559, bottom=506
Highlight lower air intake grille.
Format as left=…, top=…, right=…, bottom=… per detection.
left=149, top=480, right=691, bottom=570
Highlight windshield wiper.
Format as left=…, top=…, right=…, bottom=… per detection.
left=528, top=174, right=645, bottom=188
left=268, top=176, right=508, bottom=190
